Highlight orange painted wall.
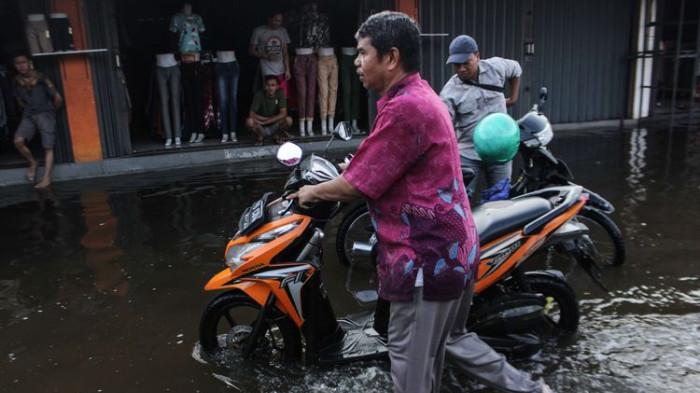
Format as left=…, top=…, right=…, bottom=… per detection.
left=396, top=0, right=419, bottom=21
left=52, top=0, right=103, bottom=162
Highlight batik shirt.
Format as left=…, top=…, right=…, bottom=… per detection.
left=439, top=57, right=521, bottom=159
left=169, top=13, right=205, bottom=53
left=343, top=73, right=479, bottom=302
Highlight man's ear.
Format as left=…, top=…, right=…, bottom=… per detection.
left=385, top=47, right=401, bottom=71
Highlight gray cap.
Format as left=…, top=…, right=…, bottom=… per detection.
left=446, top=35, right=479, bottom=65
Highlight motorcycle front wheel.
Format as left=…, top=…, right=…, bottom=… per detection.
left=199, top=291, right=302, bottom=361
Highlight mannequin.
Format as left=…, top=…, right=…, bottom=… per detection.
left=293, top=47, right=316, bottom=137
left=48, top=13, right=75, bottom=51
left=215, top=50, right=239, bottom=143
left=317, top=47, right=338, bottom=135
left=341, top=47, right=360, bottom=131
left=26, top=14, right=53, bottom=54
left=170, top=3, right=206, bottom=143
left=155, top=53, right=181, bottom=147
left=298, top=2, right=335, bottom=136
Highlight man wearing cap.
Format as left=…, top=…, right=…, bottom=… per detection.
left=439, top=36, right=555, bottom=393
left=440, top=35, right=521, bottom=201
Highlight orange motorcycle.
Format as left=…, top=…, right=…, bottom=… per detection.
left=199, top=124, right=588, bottom=364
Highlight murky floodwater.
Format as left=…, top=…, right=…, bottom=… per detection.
left=1, top=127, right=699, bottom=393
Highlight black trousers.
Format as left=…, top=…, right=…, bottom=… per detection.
left=181, top=62, right=203, bottom=138
left=48, top=15, right=74, bottom=51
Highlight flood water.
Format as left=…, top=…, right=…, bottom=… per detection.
left=1, top=127, right=699, bottom=393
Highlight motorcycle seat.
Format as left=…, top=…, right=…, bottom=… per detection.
left=473, top=197, right=552, bottom=244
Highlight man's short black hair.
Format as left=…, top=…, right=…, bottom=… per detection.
left=13, top=53, right=30, bottom=62
left=355, top=11, right=421, bottom=73
left=264, top=75, right=279, bottom=84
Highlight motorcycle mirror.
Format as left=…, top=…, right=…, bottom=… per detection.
left=276, top=142, right=303, bottom=167
left=539, top=87, right=548, bottom=105
left=334, top=121, right=353, bottom=141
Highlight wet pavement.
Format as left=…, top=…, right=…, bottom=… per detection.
left=1, top=127, right=699, bottom=393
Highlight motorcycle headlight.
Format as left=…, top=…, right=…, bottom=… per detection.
left=225, top=242, right=266, bottom=268
left=225, top=222, right=300, bottom=269
left=254, top=223, right=298, bottom=241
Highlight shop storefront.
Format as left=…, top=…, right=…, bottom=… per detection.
left=112, top=0, right=393, bottom=151
left=0, top=0, right=400, bottom=168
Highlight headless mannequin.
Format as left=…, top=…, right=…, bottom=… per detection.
left=295, top=47, right=315, bottom=137
left=215, top=50, right=239, bottom=143
left=297, top=2, right=332, bottom=136
left=26, top=14, right=53, bottom=54
left=317, top=47, right=337, bottom=135
left=171, top=3, right=207, bottom=143
left=155, top=53, right=182, bottom=147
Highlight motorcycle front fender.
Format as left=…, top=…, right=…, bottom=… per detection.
left=204, top=268, right=305, bottom=327
left=204, top=268, right=271, bottom=307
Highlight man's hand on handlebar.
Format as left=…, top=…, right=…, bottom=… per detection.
left=338, top=153, right=354, bottom=172
left=287, top=185, right=321, bottom=209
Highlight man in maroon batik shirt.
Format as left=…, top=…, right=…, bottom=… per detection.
left=290, top=11, right=477, bottom=393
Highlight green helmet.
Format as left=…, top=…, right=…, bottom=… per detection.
left=473, top=113, right=520, bottom=163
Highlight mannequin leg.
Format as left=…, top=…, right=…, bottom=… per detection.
left=230, top=62, right=240, bottom=142
left=182, top=62, right=201, bottom=142
left=294, top=56, right=307, bottom=136
left=298, top=116, right=307, bottom=136
left=317, top=57, right=330, bottom=135
left=307, top=56, right=318, bottom=136
left=327, top=56, right=339, bottom=136
left=170, top=67, right=182, bottom=140
left=156, top=67, right=173, bottom=143
left=216, top=63, right=229, bottom=141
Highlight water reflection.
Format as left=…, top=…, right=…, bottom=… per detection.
left=0, top=131, right=699, bottom=392
left=80, top=192, right=128, bottom=297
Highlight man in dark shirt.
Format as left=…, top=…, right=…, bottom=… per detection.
left=245, top=75, right=292, bottom=145
left=13, top=54, right=62, bottom=189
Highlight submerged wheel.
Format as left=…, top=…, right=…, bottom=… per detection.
left=521, top=273, right=580, bottom=336
left=577, top=207, right=626, bottom=266
left=199, top=291, right=301, bottom=361
left=335, top=203, right=373, bottom=266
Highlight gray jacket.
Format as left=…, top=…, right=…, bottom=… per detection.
left=440, top=57, right=521, bottom=159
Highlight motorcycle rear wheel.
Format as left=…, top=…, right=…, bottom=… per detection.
left=519, top=273, right=580, bottom=336
left=577, top=207, right=626, bottom=266
left=335, top=203, right=372, bottom=267
left=199, top=291, right=302, bottom=361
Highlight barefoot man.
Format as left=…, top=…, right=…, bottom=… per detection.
left=13, top=54, right=63, bottom=189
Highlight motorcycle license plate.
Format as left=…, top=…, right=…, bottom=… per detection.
left=238, top=197, right=268, bottom=236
